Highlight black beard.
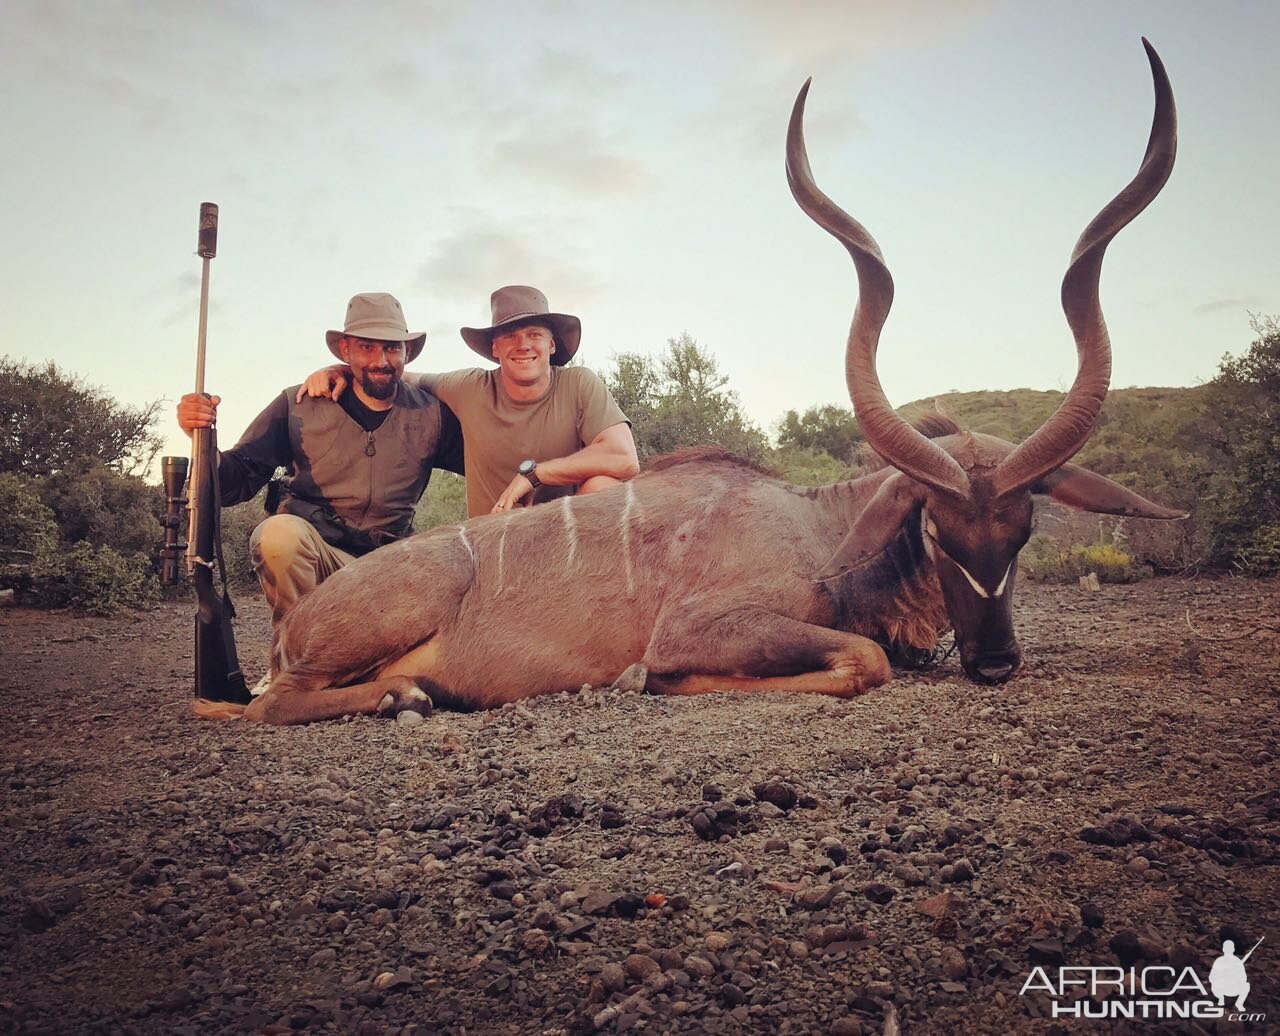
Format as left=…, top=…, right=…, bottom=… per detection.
left=360, top=370, right=399, bottom=400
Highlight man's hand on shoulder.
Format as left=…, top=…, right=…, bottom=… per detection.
left=295, top=365, right=352, bottom=404
left=176, top=393, right=220, bottom=436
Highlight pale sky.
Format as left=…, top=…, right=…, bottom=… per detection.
left=3, top=1, right=1277, bottom=470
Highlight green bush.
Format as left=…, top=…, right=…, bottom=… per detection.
left=1196, top=316, right=1280, bottom=572
left=218, top=490, right=270, bottom=588
left=0, top=356, right=162, bottom=477
left=766, top=445, right=855, bottom=487
left=1232, top=523, right=1280, bottom=575
left=0, top=472, right=161, bottom=612
left=1020, top=534, right=1148, bottom=584
left=39, top=541, right=159, bottom=615
left=38, top=463, right=164, bottom=554
left=600, top=337, right=769, bottom=462
left=0, top=473, right=61, bottom=587
left=776, top=405, right=863, bottom=464
left=416, top=471, right=468, bottom=530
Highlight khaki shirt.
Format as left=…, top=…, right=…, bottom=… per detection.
left=416, top=367, right=628, bottom=517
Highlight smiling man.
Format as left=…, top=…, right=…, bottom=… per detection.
left=176, top=292, right=464, bottom=636
left=302, top=285, right=639, bottom=517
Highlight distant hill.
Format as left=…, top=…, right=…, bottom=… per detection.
left=898, top=385, right=1207, bottom=489
left=894, top=386, right=1211, bottom=570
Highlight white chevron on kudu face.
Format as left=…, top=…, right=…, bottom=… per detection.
left=923, top=514, right=1011, bottom=598
left=953, top=559, right=1012, bottom=600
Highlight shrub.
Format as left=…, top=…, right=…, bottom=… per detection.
left=39, top=541, right=159, bottom=615
left=416, top=471, right=468, bottom=530
left=1232, top=523, right=1280, bottom=575
left=1, top=472, right=160, bottom=612
left=218, top=491, right=270, bottom=588
left=600, top=338, right=769, bottom=462
left=0, top=473, right=61, bottom=585
left=38, top=464, right=164, bottom=555
left=0, top=356, right=163, bottom=477
left=1068, top=543, right=1147, bottom=584
left=776, top=405, right=863, bottom=464
left=1020, top=534, right=1148, bottom=584
left=767, top=445, right=855, bottom=487
left=1197, top=316, right=1280, bottom=572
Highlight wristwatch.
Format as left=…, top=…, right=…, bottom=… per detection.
left=518, top=458, right=542, bottom=489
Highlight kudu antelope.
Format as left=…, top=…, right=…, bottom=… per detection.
left=215, top=40, right=1183, bottom=725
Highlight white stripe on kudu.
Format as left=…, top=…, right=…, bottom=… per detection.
left=562, top=496, right=577, bottom=566
left=620, top=483, right=636, bottom=595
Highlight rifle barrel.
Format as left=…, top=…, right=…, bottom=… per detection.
left=194, top=202, right=217, bottom=392
left=187, top=203, right=217, bottom=573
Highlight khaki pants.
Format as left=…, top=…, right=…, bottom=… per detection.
left=250, top=514, right=355, bottom=630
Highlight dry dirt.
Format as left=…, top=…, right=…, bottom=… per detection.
left=2, top=576, right=1278, bottom=1035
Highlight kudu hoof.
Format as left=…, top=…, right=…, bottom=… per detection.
left=610, top=663, right=648, bottom=695
left=377, top=682, right=433, bottom=720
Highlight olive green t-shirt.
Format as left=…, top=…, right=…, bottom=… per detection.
left=414, top=366, right=628, bottom=517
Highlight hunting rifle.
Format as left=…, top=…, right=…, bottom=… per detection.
left=158, top=202, right=250, bottom=706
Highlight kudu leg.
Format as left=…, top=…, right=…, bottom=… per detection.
left=643, top=606, right=891, bottom=698
left=239, top=673, right=432, bottom=726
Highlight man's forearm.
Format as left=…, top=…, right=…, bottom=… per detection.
left=216, top=392, right=292, bottom=505
left=536, top=441, right=639, bottom=487
left=216, top=450, right=273, bottom=506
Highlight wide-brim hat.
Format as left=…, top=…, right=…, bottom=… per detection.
left=325, top=292, right=425, bottom=363
left=460, top=285, right=580, bottom=366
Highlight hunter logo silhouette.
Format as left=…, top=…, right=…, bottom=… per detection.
left=1209, top=937, right=1263, bottom=1011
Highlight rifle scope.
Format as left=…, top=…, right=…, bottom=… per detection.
left=159, top=455, right=189, bottom=586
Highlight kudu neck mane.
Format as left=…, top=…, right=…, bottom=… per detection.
left=856, top=413, right=964, bottom=474
left=646, top=446, right=781, bottom=478
left=828, top=493, right=947, bottom=652
left=830, top=412, right=957, bottom=650
left=645, top=438, right=950, bottom=653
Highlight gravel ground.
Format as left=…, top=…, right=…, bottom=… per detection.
left=2, top=575, right=1278, bottom=1035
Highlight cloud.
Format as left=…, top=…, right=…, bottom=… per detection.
left=411, top=41, right=645, bottom=198
left=712, top=0, right=998, bottom=60
left=1193, top=297, right=1261, bottom=315
left=704, top=74, right=868, bottom=157
left=670, top=0, right=995, bottom=157
left=537, top=46, right=630, bottom=96
left=153, top=270, right=219, bottom=330
left=486, top=123, right=655, bottom=196
left=157, top=272, right=222, bottom=330
left=414, top=210, right=607, bottom=304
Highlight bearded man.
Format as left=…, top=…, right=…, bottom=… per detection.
left=176, top=292, right=464, bottom=634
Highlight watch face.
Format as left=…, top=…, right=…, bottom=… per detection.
left=519, top=459, right=535, bottom=476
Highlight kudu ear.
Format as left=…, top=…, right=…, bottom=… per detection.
left=1033, top=463, right=1187, bottom=519
left=813, top=473, right=926, bottom=581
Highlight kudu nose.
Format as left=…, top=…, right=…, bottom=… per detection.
left=973, top=658, right=1018, bottom=685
